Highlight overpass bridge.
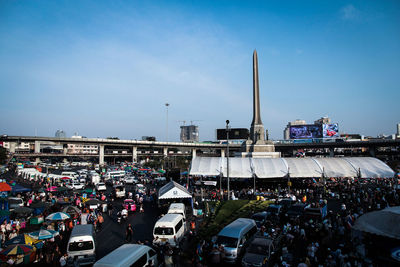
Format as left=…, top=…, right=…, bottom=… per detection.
left=1, top=135, right=399, bottom=164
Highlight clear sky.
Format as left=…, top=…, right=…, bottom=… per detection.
left=1, top=0, right=399, bottom=141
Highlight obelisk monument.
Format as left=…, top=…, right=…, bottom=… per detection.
left=250, top=50, right=265, bottom=144
left=240, top=50, right=280, bottom=158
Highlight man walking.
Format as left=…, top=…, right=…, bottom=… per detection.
left=126, top=224, right=134, bottom=243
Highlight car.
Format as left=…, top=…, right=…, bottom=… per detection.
left=251, top=212, right=268, bottom=229
left=69, top=182, right=85, bottom=190
left=123, top=199, right=137, bottom=212
left=241, top=237, right=275, bottom=267
left=8, top=197, right=24, bottom=210
left=124, top=176, right=137, bottom=184
left=96, top=182, right=107, bottom=191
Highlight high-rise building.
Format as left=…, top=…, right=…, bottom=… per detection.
left=180, top=125, right=199, bottom=142
left=55, top=130, right=66, bottom=138
left=314, top=116, right=331, bottom=125
left=283, top=119, right=306, bottom=140
left=397, top=123, right=400, bottom=138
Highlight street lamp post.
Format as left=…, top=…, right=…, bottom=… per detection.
left=226, top=120, right=230, bottom=200
left=165, top=103, right=170, bottom=142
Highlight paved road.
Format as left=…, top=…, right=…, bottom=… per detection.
left=95, top=195, right=161, bottom=260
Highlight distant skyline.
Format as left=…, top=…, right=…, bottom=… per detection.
left=1, top=1, right=399, bottom=141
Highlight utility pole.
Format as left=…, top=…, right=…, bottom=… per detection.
left=226, top=120, right=230, bottom=200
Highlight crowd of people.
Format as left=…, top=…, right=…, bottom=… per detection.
left=192, top=177, right=399, bottom=266
left=0, top=165, right=161, bottom=266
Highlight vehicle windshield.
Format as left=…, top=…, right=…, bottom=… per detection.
left=248, top=244, right=268, bottom=255
left=154, top=227, right=174, bottom=236
left=68, top=241, right=93, bottom=251
left=216, top=235, right=238, bottom=248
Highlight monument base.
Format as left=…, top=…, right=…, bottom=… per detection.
left=236, top=151, right=281, bottom=158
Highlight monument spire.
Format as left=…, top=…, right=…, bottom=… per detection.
left=240, top=50, right=279, bottom=157
left=252, top=49, right=263, bottom=126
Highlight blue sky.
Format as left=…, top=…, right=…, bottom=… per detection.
left=1, top=0, right=399, bottom=141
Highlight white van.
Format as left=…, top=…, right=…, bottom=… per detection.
left=67, top=224, right=96, bottom=265
left=153, top=213, right=186, bottom=247
left=93, top=244, right=158, bottom=267
left=216, top=218, right=257, bottom=263
left=167, top=203, right=186, bottom=221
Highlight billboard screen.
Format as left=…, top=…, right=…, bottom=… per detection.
left=323, top=123, right=339, bottom=138
left=289, top=125, right=322, bottom=139
left=216, top=128, right=249, bottom=140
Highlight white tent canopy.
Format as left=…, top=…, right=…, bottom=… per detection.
left=158, top=181, right=192, bottom=200
left=252, top=158, right=288, bottom=178
left=190, top=157, right=395, bottom=178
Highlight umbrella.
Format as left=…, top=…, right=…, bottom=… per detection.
left=37, top=188, right=45, bottom=193
left=0, top=182, right=11, bottom=191
left=30, top=202, right=50, bottom=209
left=11, top=206, right=33, bottom=215
left=46, top=186, right=58, bottom=192
left=28, top=229, right=59, bottom=240
left=0, top=244, right=34, bottom=256
left=60, top=177, right=71, bottom=180
left=46, top=212, right=70, bottom=221
left=158, top=169, right=166, bottom=174
left=5, top=234, right=36, bottom=246
left=57, top=186, right=70, bottom=192
left=62, top=206, right=81, bottom=216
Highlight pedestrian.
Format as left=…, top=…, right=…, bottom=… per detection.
left=97, top=213, right=104, bottom=231
left=126, top=224, right=134, bottom=242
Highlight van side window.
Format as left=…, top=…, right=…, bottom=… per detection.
left=130, top=253, right=147, bottom=267
left=175, top=219, right=183, bottom=233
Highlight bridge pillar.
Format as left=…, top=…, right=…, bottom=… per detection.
left=329, top=148, right=335, bottom=157
left=9, top=142, right=16, bottom=153
left=369, top=146, right=376, bottom=157
left=132, top=146, right=137, bottom=163
left=34, top=141, right=41, bottom=153
left=99, top=145, right=105, bottom=165
left=163, top=147, right=168, bottom=157
left=221, top=149, right=225, bottom=157
left=192, top=148, right=197, bottom=159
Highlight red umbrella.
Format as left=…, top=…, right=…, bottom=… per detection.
left=60, top=177, right=71, bottom=180
left=0, top=183, right=11, bottom=192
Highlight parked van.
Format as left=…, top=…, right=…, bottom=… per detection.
left=153, top=213, right=186, bottom=247
left=216, top=218, right=257, bottom=263
left=67, top=224, right=96, bottom=265
left=167, top=203, right=186, bottom=221
left=93, top=244, right=158, bottom=267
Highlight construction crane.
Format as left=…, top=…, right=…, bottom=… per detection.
left=177, top=120, right=186, bottom=126
left=190, top=120, right=202, bottom=125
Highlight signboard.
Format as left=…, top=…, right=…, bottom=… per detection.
left=216, top=128, right=249, bottom=140
left=323, top=123, right=339, bottom=138
left=289, top=125, right=322, bottom=139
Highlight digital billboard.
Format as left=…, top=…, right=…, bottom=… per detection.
left=323, top=123, right=339, bottom=138
left=289, top=125, right=322, bottom=139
